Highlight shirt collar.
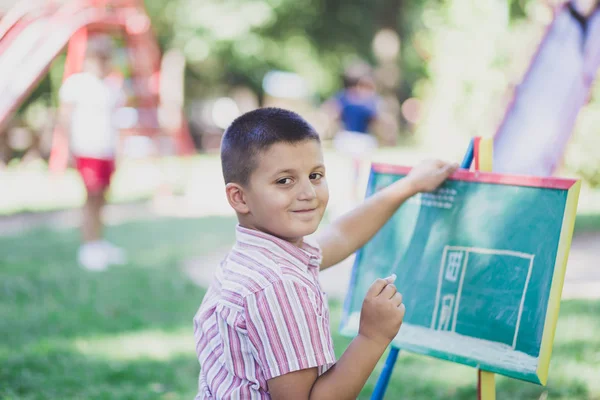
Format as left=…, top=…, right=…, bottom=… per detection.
left=235, top=225, right=322, bottom=270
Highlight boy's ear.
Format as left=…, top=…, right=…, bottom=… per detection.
left=225, top=183, right=250, bottom=214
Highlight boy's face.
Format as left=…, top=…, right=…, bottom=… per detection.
left=241, top=139, right=328, bottom=244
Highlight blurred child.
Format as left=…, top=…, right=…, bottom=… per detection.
left=322, top=62, right=394, bottom=199
left=58, top=34, right=126, bottom=271
left=193, top=107, right=457, bottom=399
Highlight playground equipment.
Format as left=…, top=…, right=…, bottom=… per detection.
left=0, top=0, right=195, bottom=171
left=493, top=1, right=600, bottom=177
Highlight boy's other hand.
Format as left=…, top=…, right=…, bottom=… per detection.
left=406, top=159, right=459, bottom=193
left=358, top=274, right=405, bottom=347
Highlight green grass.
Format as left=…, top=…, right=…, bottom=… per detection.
left=574, top=213, right=600, bottom=234
left=0, top=216, right=237, bottom=400
left=1, top=217, right=599, bottom=399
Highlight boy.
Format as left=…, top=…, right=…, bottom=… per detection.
left=194, top=107, right=457, bottom=399
left=58, top=35, right=126, bottom=271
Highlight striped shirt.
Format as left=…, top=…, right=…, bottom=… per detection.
left=193, top=225, right=336, bottom=399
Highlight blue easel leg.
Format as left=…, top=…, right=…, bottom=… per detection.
left=460, top=138, right=475, bottom=169
left=370, top=347, right=400, bottom=400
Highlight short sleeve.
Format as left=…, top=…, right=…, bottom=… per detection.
left=244, top=280, right=336, bottom=380
left=59, top=74, right=81, bottom=104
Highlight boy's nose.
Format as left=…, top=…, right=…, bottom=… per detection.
left=297, top=180, right=317, bottom=200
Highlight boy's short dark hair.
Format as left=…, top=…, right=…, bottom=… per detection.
left=221, top=107, right=320, bottom=185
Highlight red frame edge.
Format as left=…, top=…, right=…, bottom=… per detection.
left=371, top=163, right=577, bottom=190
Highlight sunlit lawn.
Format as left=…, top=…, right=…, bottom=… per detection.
left=1, top=216, right=599, bottom=399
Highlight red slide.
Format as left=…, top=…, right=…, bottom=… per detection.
left=0, top=1, right=49, bottom=50
left=0, top=0, right=195, bottom=172
left=0, top=2, right=121, bottom=132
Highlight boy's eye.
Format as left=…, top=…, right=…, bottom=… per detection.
left=276, top=178, right=293, bottom=185
left=310, top=172, right=323, bottom=180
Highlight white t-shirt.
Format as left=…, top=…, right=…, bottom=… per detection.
left=59, top=72, right=124, bottom=159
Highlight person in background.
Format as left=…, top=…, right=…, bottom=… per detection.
left=322, top=62, right=395, bottom=199
left=58, top=34, right=126, bottom=271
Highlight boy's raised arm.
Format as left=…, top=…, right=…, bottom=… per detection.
left=317, top=159, right=458, bottom=270
left=268, top=276, right=403, bottom=400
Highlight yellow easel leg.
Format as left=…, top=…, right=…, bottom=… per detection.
left=476, top=137, right=496, bottom=399
left=478, top=370, right=496, bottom=400
left=477, top=137, right=494, bottom=173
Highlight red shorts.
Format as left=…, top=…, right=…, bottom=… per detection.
left=75, top=157, right=115, bottom=194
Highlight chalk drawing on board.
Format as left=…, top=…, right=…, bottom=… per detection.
left=339, top=316, right=540, bottom=374
left=407, top=192, right=455, bottom=209
left=431, top=246, right=535, bottom=350
left=437, top=294, right=455, bottom=330
left=444, top=251, right=463, bottom=282
left=396, top=323, right=539, bottom=373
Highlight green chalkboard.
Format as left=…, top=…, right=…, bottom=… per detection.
left=339, top=164, right=580, bottom=384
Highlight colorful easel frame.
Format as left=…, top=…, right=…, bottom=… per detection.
left=366, top=137, right=580, bottom=399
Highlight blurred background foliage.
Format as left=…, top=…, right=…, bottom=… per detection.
left=6, top=0, right=600, bottom=186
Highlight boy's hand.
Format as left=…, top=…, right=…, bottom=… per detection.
left=359, top=274, right=405, bottom=346
left=406, top=159, right=459, bottom=193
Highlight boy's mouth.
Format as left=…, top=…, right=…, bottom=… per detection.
left=292, top=208, right=317, bottom=213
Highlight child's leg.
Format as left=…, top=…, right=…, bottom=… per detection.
left=81, top=187, right=126, bottom=265
left=76, top=157, right=119, bottom=270
left=81, top=190, right=106, bottom=243
left=78, top=188, right=109, bottom=271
